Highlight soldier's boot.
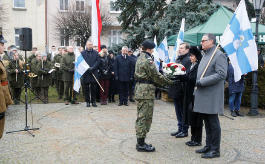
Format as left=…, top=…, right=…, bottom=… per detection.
left=136, top=138, right=155, bottom=152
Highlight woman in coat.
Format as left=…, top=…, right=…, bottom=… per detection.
left=108, top=50, right=118, bottom=102
left=180, top=47, right=203, bottom=146
left=98, top=45, right=111, bottom=105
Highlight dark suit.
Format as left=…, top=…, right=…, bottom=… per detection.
left=81, top=49, right=100, bottom=103
left=114, top=54, right=134, bottom=104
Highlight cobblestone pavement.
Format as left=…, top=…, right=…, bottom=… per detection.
left=0, top=100, right=265, bottom=164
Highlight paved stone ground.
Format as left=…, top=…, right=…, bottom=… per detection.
left=0, top=100, right=265, bottom=164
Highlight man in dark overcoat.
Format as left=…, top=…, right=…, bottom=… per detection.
left=81, top=41, right=100, bottom=107
left=114, top=46, right=134, bottom=106
left=194, top=33, right=227, bottom=158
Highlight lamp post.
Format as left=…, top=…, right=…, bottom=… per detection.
left=249, top=0, right=264, bottom=116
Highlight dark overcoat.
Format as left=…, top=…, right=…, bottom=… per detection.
left=108, top=57, right=118, bottom=95
left=114, top=54, right=134, bottom=82
left=98, top=51, right=111, bottom=80
left=181, top=62, right=203, bottom=127
left=81, top=49, right=100, bottom=83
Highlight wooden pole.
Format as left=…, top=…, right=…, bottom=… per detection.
left=92, top=73, right=104, bottom=92
left=195, top=41, right=221, bottom=89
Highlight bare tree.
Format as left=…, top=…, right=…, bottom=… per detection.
left=53, top=2, right=112, bottom=48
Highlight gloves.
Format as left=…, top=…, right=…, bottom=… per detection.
left=69, top=69, right=75, bottom=73
left=130, top=78, right=133, bottom=81
left=115, top=77, right=118, bottom=80
left=103, top=71, right=108, bottom=75
left=88, top=68, right=93, bottom=73
left=195, top=81, right=202, bottom=88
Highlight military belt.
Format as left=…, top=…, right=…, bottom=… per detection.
left=1, top=81, right=8, bottom=86
left=0, top=111, right=5, bottom=120
left=137, top=79, right=153, bottom=84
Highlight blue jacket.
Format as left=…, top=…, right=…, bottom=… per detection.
left=81, top=49, right=100, bottom=83
left=228, top=63, right=245, bottom=95
left=114, top=54, right=134, bottom=82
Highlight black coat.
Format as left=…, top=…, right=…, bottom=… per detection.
left=98, top=52, right=111, bottom=80
left=114, top=54, right=134, bottom=82
left=81, top=49, right=100, bottom=83
left=168, top=53, right=191, bottom=99
left=109, top=57, right=118, bottom=95
left=181, top=62, right=203, bottom=127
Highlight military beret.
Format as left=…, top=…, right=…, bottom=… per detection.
left=141, top=40, right=155, bottom=49
left=0, top=35, right=7, bottom=44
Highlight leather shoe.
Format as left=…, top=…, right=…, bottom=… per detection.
left=196, top=146, right=211, bottom=154
left=86, top=103, right=90, bottom=107
left=171, top=131, right=181, bottom=136
left=118, top=102, right=123, bottom=106
left=185, top=140, right=193, bottom=145
left=201, top=150, right=220, bottom=158
left=136, top=144, right=155, bottom=152
left=187, top=141, right=202, bottom=146
left=236, top=110, right=244, bottom=117
left=231, top=110, right=237, bottom=117
left=92, top=102, right=97, bottom=107
left=175, top=132, right=188, bottom=138
left=124, top=102, right=129, bottom=106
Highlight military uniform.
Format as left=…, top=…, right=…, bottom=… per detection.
left=61, top=52, right=76, bottom=104
left=37, top=60, right=53, bottom=103
left=28, top=53, right=36, bottom=64
left=29, top=58, right=41, bottom=97
left=6, top=59, right=24, bottom=105
left=54, top=53, right=64, bottom=99
left=134, top=40, right=174, bottom=152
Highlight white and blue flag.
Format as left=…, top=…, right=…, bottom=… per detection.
left=158, top=37, right=170, bottom=63
left=153, top=36, right=160, bottom=71
left=171, top=18, right=185, bottom=62
left=221, top=0, right=258, bottom=82
left=73, top=48, right=90, bottom=92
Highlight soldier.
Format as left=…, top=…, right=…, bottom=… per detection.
left=6, top=52, right=24, bottom=105
left=28, top=47, right=38, bottom=64
left=61, top=46, right=77, bottom=105
left=134, top=40, right=176, bottom=152
left=54, top=48, right=64, bottom=99
left=37, top=53, right=53, bottom=104
left=29, top=51, right=41, bottom=97
left=0, top=36, right=13, bottom=139
left=48, top=45, right=56, bottom=87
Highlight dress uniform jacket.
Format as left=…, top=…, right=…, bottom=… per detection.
left=37, top=61, right=53, bottom=87
left=54, top=54, right=63, bottom=81
left=61, top=52, right=75, bottom=82
left=6, top=59, right=24, bottom=88
left=29, top=58, right=40, bottom=87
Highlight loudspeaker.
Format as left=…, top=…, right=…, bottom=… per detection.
left=19, top=28, right=32, bottom=51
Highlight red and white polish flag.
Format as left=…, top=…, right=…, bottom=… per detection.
left=91, top=0, right=102, bottom=51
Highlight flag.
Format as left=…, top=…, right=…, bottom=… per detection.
left=221, top=0, right=258, bottom=82
left=171, top=18, right=185, bottom=62
left=153, top=36, right=160, bottom=71
left=158, top=37, right=170, bottom=63
left=73, top=48, right=90, bottom=92
left=91, top=0, right=102, bottom=51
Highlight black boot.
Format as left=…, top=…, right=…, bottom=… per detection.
left=136, top=138, right=155, bottom=152
left=108, top=95, right=112, bottom=103
left=112, top=95, right=115, bottom=102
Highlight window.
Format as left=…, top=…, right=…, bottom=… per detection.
left=76, top=0, right=84, bottom=12
left=60, top=29, right=70, bottom=46
left=14, top=0, right=25, bottom=8
left=76, top=37, right=81, bottom=47
left=108, top=30, right=122, bottom=47
left=60, top=0, right=68, bottom=11
left=110, top=0, right=121, bottom=13
left=15, top=29, right=19, bottom=47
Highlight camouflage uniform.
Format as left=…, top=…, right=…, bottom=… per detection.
left=135, top=51, right=173, bottom=138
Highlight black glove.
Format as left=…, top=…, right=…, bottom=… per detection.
left=88, top=68, right=93, bottom=73
left=115, top=77, right=118, bottom=80
left=195, top=81, right=202, bottom=88
left=69, top=69, right=75, bottom=73
left=130, top=78, right=133, bottom=81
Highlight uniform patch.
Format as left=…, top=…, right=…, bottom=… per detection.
left=150, top=61, right=153, bottom=64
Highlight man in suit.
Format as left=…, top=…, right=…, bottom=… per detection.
left=114, top=46, right=134, bottom=106
left=194, top=33, right=227, bottom=158
left=81, top=41, right=100, bottom=107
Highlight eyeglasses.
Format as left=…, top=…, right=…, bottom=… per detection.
left=201, top=40, right=209, bottom=43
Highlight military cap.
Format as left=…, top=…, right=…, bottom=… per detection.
left=141, top=40, right=155, bottom=49
left=0, top=35, right=7, bottom=44
left=41, top=52, right=47, bottom=57
left=189, top=47, right=202, bottom=61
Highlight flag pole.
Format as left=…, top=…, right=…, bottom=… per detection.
left=195, top=41, right=221, bottom=89
left=92, top=73, right=104, bottom=92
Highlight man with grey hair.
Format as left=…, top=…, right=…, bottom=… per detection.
left=194, top=33, right=227, bottom=158
left=114, top=46, right=134, bottom=106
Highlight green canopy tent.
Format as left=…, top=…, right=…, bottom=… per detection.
left=167, top=6, right=265, bottom=46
